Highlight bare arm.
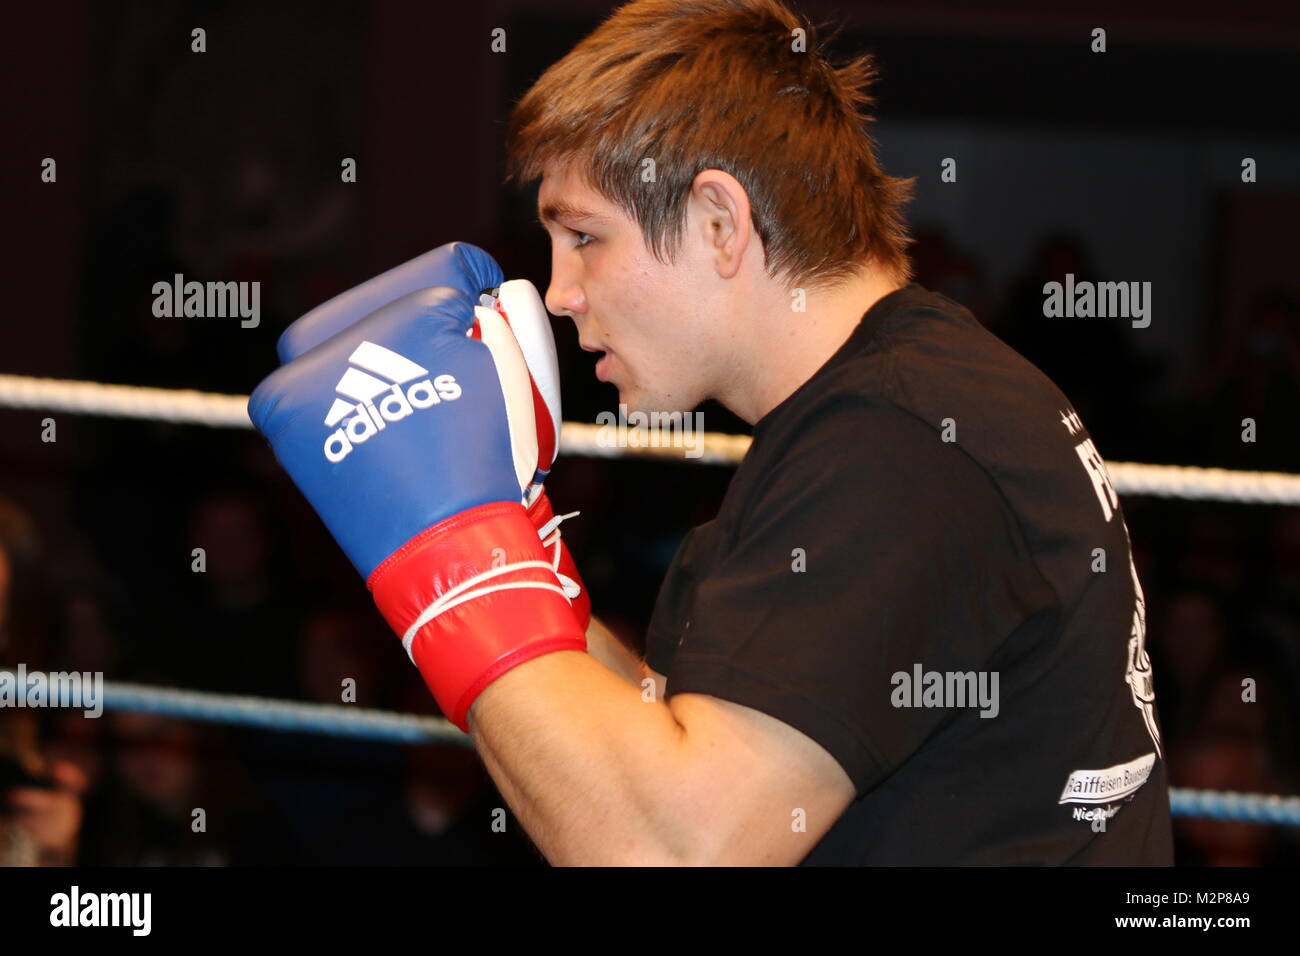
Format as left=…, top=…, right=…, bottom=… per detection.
left=467, top=645, right=853, bottom=866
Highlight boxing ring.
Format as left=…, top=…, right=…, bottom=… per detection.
left=2, top=372, right=1298, bottom=829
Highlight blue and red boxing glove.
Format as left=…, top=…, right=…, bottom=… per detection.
left=249, top=271, right=585, bottom=730
left=277, top=243, right=590, bottom=629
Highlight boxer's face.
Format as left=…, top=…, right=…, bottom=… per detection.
left=540, top=164, right=720, bottom=415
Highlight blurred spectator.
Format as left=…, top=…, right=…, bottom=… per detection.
left=1188, top=667, right=1277, bottom=743
left=994, top=233, right=1161, bottom=459
left=0, top=495, right=50, bottom=665
left=315, top=743, right=544, bottom=866
left=0, top=719, right=85, bottom=867
left=46, top=710, right=109, bottom=799
left=1262, top=508, right=1300, bottom=608
left=1148, top=581, right=1231, bottom=739
left=1171, top=733, right=1297, bottom=867
left=0, top=494, right=85, bottom=866
left=297, top=603, right=389, bottom=708
left=52, top=579, right=127, bottom=677
left=222, top=604, right=404, bottom=852
left=78, top=711, right=298, bottom=866
left=1173, top=511, right=1247, bottom=595
left=148, top=487, right=303, bottom=698
left=1192, top=291, right=1300, bottom=471
left=909, top=226, right=994, bottom=320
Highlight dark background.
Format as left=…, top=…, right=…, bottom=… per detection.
left=1, top=0, right=1298, bottom=865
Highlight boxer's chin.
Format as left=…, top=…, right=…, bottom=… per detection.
left=627, top=395, right=694, bottom=417
left=616, top=377, right=698, bottom=417
left=618, top=390, right=655, bottom=417
left=615, top=385, right=641, bottom=415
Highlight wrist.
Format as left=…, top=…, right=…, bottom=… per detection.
left=368, top=500, right=587, bottom=729
left=527, top=491, right=592, bottom=629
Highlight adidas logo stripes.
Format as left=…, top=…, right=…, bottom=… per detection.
left=323, top=341, right=462, bottom=462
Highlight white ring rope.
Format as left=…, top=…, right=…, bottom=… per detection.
left=1, top=373, right=1297, bottom=504
left=0, top=374, right=251, bottom=428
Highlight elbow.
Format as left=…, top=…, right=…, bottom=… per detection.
left=558, top=825, right=714, bottom=867
left=598, top=826, right=738, bottom=867
left=601, top=844, right=781, bottom=867
left=579, top=836, right=703, bottom=867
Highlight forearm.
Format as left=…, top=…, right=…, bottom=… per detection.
left=467, top=650, right=702, bottom=865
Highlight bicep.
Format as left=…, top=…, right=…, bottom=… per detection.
left=666, top=691, right=855, bottom=866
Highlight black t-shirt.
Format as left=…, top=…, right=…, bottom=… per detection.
left=646, top=283, right=1174, bottom=865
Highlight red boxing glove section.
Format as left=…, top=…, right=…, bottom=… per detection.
left=527, top=489, right=592, bottom=631
left=367, top=501, right=588, bottom=730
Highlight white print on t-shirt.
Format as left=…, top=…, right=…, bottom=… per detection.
left=1055, top=408, right=1164, bottom=825
left=1058, top=752, right=1157, bottom=805
left=1124, top=538, right=1163, bottom=759
left=1060, top=407, right=1160, bottom=754
left=1056, top=543, right=1162, bottom=826
left=1060, top=408, right=1120, bottom=522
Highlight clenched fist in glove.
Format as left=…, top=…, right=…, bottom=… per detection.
left=275, top=243, right=590, bottom=629
left=248, top=245, right=588, bottom=729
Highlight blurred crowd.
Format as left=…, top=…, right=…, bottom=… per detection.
left=1, top=177, right=1298, bottom=866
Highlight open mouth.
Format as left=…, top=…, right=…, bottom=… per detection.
left=579, top=340, right=614, bottom=381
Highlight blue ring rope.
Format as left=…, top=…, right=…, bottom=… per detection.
left=102, top=679, right=470, bottom=746
left=102, top=682, right=1300, bottom=826
left=7, top=672, right=1298, bottom=826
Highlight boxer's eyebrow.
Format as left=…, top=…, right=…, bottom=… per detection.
left=538, top=199, right=606, bottom=226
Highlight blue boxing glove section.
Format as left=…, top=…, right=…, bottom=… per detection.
left=276, top=242, right=505, bottom=363
left=250, top=285, right=522, bottom=579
